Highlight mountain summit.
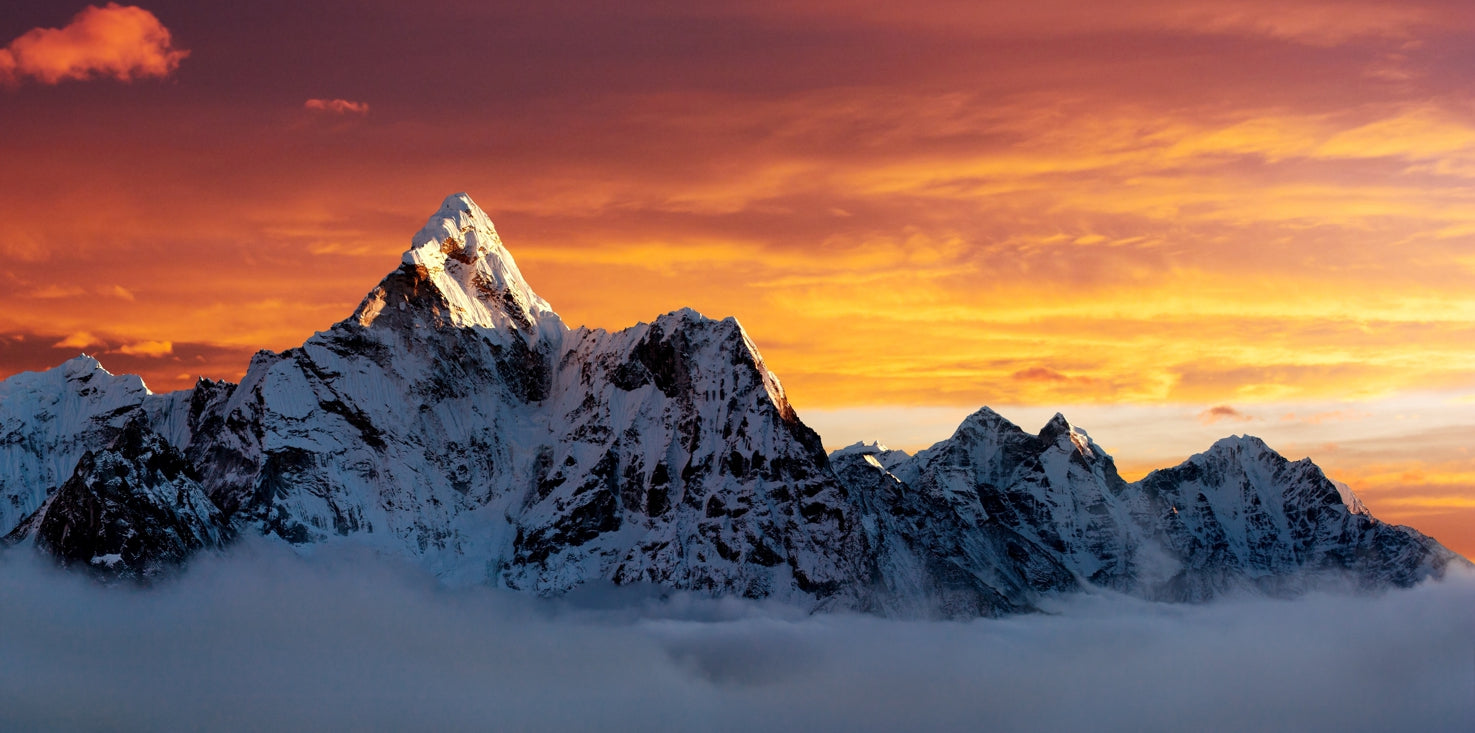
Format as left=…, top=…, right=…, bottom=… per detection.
left=356, top=193, right=561, bottom=338
left=2, top=194, right=1465, bottom=613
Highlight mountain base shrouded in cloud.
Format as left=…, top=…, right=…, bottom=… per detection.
left=0, top=194, right=1467, bottom=618
left=1, top=543, right=1471, bottom=732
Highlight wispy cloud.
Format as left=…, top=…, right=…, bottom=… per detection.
left=1280, top=409, right=1370, bottom=425
left=0, top=331, right=254, bottom=393
left=1199, top=404, right=1255, bottom=425
left=305, top=98, right=369, bottom=115
left=749, top=0, right=1438, bottom=46
left=51, top=332, right=103, bottom=350
left=1013, top=366, right=1072, bottom=383
left=115, top=339, right=172, bottom=357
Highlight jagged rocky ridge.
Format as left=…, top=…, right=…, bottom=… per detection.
left=1, top=194, right=1465, bottom=615
left=831, top=410, right=1460, bottom=604
left=4, top=417, right=230, bottom=579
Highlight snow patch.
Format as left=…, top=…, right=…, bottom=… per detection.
left=89, top=554, right=123, bottom=568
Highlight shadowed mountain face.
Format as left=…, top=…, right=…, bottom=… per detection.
left=0, top=194, right=1465, bottom=613
left=5, top=418, right=231, bottom=580
left=833, top=409, right=1461, bottom=606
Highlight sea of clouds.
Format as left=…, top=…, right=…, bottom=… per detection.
left=2, top=541, right=1470, bottom=732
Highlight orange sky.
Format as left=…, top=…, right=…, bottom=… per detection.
left=2, top=1, right=1472, bottom=558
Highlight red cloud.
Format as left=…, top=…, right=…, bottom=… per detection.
left=305, top=98, right=370, bottom=115
left=1012, top=366, right=1072, bottom=383
left=1198, top=404, right=1255, bottom=425
left=0, top=4, right=188, bottom=87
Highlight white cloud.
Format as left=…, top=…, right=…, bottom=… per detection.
left=0, top=542, right=1469, bottom=731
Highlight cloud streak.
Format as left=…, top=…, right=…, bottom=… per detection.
left=115, top=339, right=172, bottom=357
left=1199, top=404, right=1255, bottom=425
left=0, top=4, right=188, bottom=87
left=0, top=544, right=1470, bottom=732
left=51, top=332, right=102, bottom=350
left=305, top=98, right=369, bottom=115
left=748, top=0, right=1442, bottom=45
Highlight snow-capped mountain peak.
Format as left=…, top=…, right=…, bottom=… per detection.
left=1332, top=480, right=1370, bottom=515
left=732, top=317, right=802, bottom=424
left=0, top=355, right=154, bottom=534
left=358, top=193, right=561, bottom=338
left=407, top=193, right=504, bottom=263
left=831, top=440, right=891, bottom=457
left=1038, top=411, right=1097, bottom=456
left=949, top=405, right=1016, bottom=440
left=1203, top=433, right=1274, bottom=456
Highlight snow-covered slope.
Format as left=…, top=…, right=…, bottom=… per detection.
left=5, top=417, right=230, bottom=579
left=157, top=194, right=869, bottom=608
left=0, top=356, right=151, bottom=534
left=894, top=409, right=1148, bottom=591
left=0, top=193, right=1465, bottom=613
left=865, top=409, right=1464, bottom=602
left=1132, top=436, right=1456, bottom=598
left=832, top=441, right=1076, bottom=617
left=515, top=309, right=866, bottom=602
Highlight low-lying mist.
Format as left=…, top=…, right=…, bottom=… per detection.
left=2, top=541, right=1470, bottom=732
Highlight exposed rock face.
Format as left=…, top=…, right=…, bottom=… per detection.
left=6, top=418, right=230, bottom=580
left=863, top=409, right=1464, bottom=603
left=1131, top=436, right=1457, bottom=599
left=832, top=443, right=1077, bottom=618
left=0, top=193, right=1465, bottom=614
left=896, top=410, right=1144, bottom=591
left=0, top=356, right=150, bottom=535
left=513, top=310, right=866, bottom=603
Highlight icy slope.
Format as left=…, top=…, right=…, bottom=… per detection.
left=1132, top=436, right=1458, bottom=598
left=515, top=310, right=867, bottom=602
left=864, top=409, right=1465, bottom=601
left=895, top=409, right=1147, bottom=590
left=0, top=356, right=151, bottom=533
left=832, top=442, right=1076, bottom=618
left=5, top=417, right=230, bottom=579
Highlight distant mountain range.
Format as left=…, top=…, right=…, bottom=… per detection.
left=2, top=194, right=1464, bottom=616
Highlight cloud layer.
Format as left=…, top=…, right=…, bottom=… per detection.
left=0, top=4, right=187, bottom=87
left=0, top=543, right=1470, bottom=732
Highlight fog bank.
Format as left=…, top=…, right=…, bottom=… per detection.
left=2, top=542, right=1470, bottom=732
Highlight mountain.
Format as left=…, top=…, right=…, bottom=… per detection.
left=832, top=439, right=1078, bottom=617
left=1131, top=435, right=1454, bottom=598
left=0, top=355, right=151, bottom=535
left=0, top=193, right=1465, bottom=612
left=5, top=416, right=231, bottom=580
left=836, top=409, right=1461, bottom=604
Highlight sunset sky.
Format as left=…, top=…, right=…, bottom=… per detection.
left=2, top=1, right=1473, bottom=557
